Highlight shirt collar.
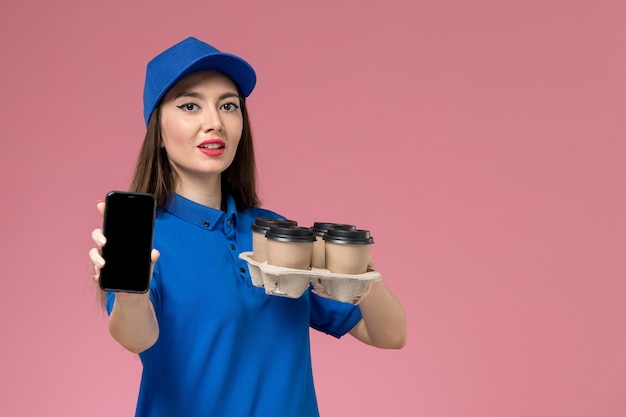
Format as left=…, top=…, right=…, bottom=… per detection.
left=164, top=193, right=237, bottom=231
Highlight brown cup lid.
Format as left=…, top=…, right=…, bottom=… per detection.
left=323, top=228, right=374, bottom=244
left=265, top=225, right=316, bottom=242
left=312, top=222, right=356, bottom=236
left=251, top=217, right=297, bottom=233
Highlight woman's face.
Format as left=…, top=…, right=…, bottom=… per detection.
left=159, top=71, right=243, bottom=188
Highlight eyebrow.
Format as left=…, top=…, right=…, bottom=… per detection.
left=174, top=91, right=240, bottom=101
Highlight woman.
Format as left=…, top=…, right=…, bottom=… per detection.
left=89, top=37, right=406, bottom=417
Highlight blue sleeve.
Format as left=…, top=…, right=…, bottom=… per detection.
left=309, top=289, right=363, bottom=338
left=105, top=291, right=115, bottom=315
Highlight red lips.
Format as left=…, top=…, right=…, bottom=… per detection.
left=198, top=139, right=226, bottom=156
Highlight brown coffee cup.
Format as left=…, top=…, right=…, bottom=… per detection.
left=311, top=222, right=356, bottom=269
left=251, top=218, right=297, bottom=262
left=266, top=225, right=315, bottom=270
left=323, top=228, right=374, bottom=275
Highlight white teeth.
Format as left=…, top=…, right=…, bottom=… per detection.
left=200, top=144, right=223, bottom=149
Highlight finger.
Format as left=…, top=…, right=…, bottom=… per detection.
left=148, top=249, right=161, bottom=278
left=87, top=260, right=101, bottom=283
left=151, top=249, right=160, bottom=264
left=311, top=279, right=332, bottom=299
left=91, top=228, right=106, bottom=247
left=89, top=247, right=105, bottom=270
left=97, top=200, right=105, bottom=217
left=312, top=278, right=325, bottom=293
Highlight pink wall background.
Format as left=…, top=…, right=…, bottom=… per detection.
left=1, top=0, right=625, bottom=415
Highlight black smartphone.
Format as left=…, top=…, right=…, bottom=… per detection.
left=99, top=191, right=156, bottom=293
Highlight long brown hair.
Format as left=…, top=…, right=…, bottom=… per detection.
left=98, top=88, right=260, bottom=308
left=129, top=92, right=260, bottom=211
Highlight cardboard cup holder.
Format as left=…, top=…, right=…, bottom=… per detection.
left=239, top=252, right=381, bottom=302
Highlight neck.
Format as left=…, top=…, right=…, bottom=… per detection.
left=175, top=174, right=223, bottom=210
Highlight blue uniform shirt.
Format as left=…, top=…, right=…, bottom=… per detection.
left=107, top=194, right=362, bottom=417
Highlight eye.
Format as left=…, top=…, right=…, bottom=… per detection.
left=176, top=103, right=200, bottom=112
left=220, top=102, right=240, bottom=112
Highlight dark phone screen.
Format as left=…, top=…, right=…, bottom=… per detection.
left=100, top=191, right=156, bottom=293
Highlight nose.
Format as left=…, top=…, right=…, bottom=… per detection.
left=201, top=107, right=224, bottom=132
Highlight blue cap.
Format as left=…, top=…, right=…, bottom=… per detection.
left=143, top=37, right=257, bottom=126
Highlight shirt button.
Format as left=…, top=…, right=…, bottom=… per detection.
left=204, top=221, right=210, bottom=227
left=226, top=220, right=232, bottom=227
left=230, top=244, right=236, bottom=250
left=239, top=267, right=246, bottom=273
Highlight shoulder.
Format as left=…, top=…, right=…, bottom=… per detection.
left=239, top=206, right=287, bottom=222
